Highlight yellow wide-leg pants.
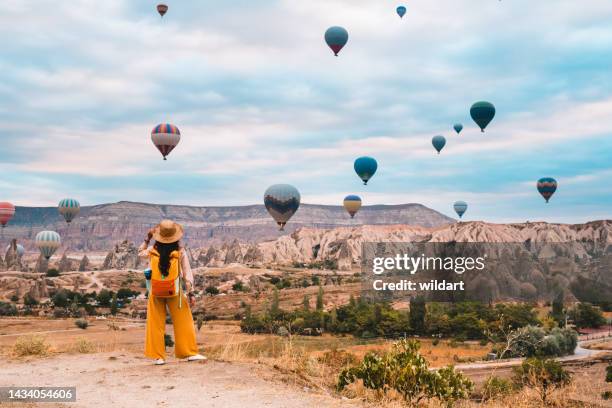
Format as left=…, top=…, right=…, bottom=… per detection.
left=145, top=294, right=198, bottom=359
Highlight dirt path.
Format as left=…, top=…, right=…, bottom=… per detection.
left=0, top=352, right=359, bottom=408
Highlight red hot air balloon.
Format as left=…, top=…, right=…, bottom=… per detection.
left=0, top=202, right=15, bottom=228
left=157, top=4, right=168, bottom=17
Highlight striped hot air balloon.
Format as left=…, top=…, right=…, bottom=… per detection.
left=151, top=123, right=181, bottom=160
left=58, top=198, right=80, bottom=223
left=0, top=202, right=15, bottom=228
left=453, top=201, right=468, bottom=218
left=537, top=177, right=557, bottom=203
left=157, top=4, right=168, bottom=17
left=343, top=195, right=362, bottom=218
left=264, top=184, right=301, bottom=231
left=35, top=231, right=61, bottom=260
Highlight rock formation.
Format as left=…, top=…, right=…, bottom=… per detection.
left=58, top=253, right=74, bottom=272
left=102, top=240, right=141, bottom=270
left=3, top=239, right=23, bottom=271
left=78, top=255, right=90, bottom=271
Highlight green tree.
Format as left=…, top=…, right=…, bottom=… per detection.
left=96, top=289, right=112, bottom=307
left=316, top=286, right=324, bottom=311
left=513, top=358, right=571, bottom=404
left=46, top=269, right=60, bottom=277
left=52, top=289, right=69, bottom=308
left=571, top=303, right=606, bottom=328
left=110, top=293, right=118, bottom=316
left=409, top=296, right=426, bottom=334
left=270, top=287, right=280, bottom=316
left=302, top=295, right=310, bottom=311
left=551, top=291, right=565, bottom=326
left=23, top=293, right=38, bottom=307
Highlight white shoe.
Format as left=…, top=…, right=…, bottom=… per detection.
left=154, top=358, right=166, bottom=365
left=187, top=354, right=207, bottom=362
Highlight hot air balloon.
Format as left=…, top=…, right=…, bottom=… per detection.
left=453, top=123, right=463, bottom=134
left=354, top=157, right=378, bottom=185
left=151, top=123, right=181, bottom=160
left=537, top=177, right=557, bottom=203
left=324, top=26, right=348, bottom=56
left=5, top=244, right=25, bottom=257
left=396, top=6, right=407, bottom=18
left=432, top=135, right=446, bottom=154
left=0, top=202, right=15, bottom=228
left=453, top=201, right=468, bottom=218
left=264, top=184, right=301, bottom=231
left=58, top=198, right=80, bottom=224
left=470, top=101, right=496, bottom=132
left=35, top=231, right=61, bottom=260
left=343, top=195, right=362, bottom=218
left=157, top=4, right=168, bottom=17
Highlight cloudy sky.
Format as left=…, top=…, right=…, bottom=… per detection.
left=1, top=0, right=611, bottom=223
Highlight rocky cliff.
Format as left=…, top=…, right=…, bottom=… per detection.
left=4, top=201, right=455, bottom=251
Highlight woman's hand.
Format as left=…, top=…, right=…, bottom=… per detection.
left=145, top=229, right=154, bottom=244
left=188, top=293, right=196, bottom=307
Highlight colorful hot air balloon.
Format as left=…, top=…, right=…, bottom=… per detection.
left=453, top=123, right=463, bottom=134
left=396, top=6, right=407, bottom=18
left=470, top=101, right=496, bottom=132
left=0, top=202, right=15, bottom=228
left=5, top=244, right=25, bottom=257
left=324, top=26, right=348, bottom=56
left=343, top=195, right=362, bottom=218
left=151, top=123, right=181, bottom=160
left=537, top=177, right=557, bottom=203
left=264, top=184, right=301, bottom=231
left=354, top=157, right=378, bottom=185
left=453, top=201, right=468, bottom=219
left=432, top=135, right=446, bottom=154
left=157, top=4, right=168, bottom=17
left=58, top=198, right=80, bottom=224
left=35, top=231, right=61, bottom=260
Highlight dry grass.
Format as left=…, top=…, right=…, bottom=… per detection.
left=12, top=335, right=50, bottom=357
left=71, top=337, right=97, bottom=354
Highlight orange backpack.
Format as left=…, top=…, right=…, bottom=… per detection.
left=149, top=249, right=181, bottom=299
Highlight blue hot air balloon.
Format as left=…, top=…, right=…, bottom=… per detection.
left=432, top=135, right=446, bottom=154
left=453, top=201, right=468, bottom=218
left=343, top=195, right=362, bottom=218
left=396, top=6, right=406, bottom=18
left=354, top=157, right=378, bottom=185
left=537, top=177, right=557, bottom=203
left=324, top=26, right=349, bottom=56
left=453, top=123, right=463, bottom=134
left=470, top=101, right=496, bottom=132
left=264, top=184, right=301, bottom=231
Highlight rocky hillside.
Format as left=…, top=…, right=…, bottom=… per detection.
left=4, top=201, right=454, bottom=251
left=191, top=220, right=612, bottom=270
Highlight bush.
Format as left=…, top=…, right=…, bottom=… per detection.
left=432, top=338, right=440, bottom=346
left=75, top=319, right=89, bottom=330
left=0, top=301, right=17, bottom=316
left=96, top=289, right=112, bottom=307
left=12, top=335, right=50, bottom=357
left=72, top=338, right=95, bottom=353
left=606, top=364, right=612, bottom=383
left=46, top=269, right=60, bottom=277
left=232, top=281, right=244, bottom=291
left=52, top=290, right=70, bottom=308
left=338, top=339, right=473, bottom=406
left=513, top=358, right=571, bottom=404
left=205, top=286, right=219, bottom=296
left=603, top=391, right=612, bottom=400
left=23, top=293, right=39, bottom=307
left=10, top=294, right=19, bottom=302
left=570, top=303, right=606, bottom=328
left=482, top=376, right=513, bottom=401
left=503, top=325, right=577, bottom=358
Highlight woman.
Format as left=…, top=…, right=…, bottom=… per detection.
left=139, top=219, right=206, bottom=365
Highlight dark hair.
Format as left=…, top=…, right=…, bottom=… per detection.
left=154, top=241, right=180, bottom=277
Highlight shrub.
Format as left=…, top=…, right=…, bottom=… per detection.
left=0, top=301, right=17, bottom=316
left=12, top=335, right=50, bottom=357
left=52, top=290, right=70, bottom=308
left=164, top=334, right=174, bottom=348
left=513, top=358, right=571, bottom=404
left=603, top=391, right=612, bottom=400
left=432, top=338, right=440, bottom=346
left=196, top=314, right=204, bottom=332
left=232, top=281, right=244, bottom=291
left=205, top=286, right=219, bottom=296
left=75, top=319, right=89, bottom=330
left=46, top=269, right=60, bottom=277
left=72, top=338, right=95, bottom=353
left=23, top=293, right=39, bottom=307
left=96, top=289, right=112, bottom=307
left=338, top=339, right=473, bottom=406
left=570, top=303, right=606, bottom=328
left=606, top=364, right=612, bottom=383
left=10, top=294, right=19, bottom=302
left=482, top=376, right=513, bottom=401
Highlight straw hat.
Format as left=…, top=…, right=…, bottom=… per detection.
left=152, top=219, right=184, bottom=244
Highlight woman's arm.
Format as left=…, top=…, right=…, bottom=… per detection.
left=138, top=230, right=154, bottom=258
left=180, top=249, right=194, bottom=291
